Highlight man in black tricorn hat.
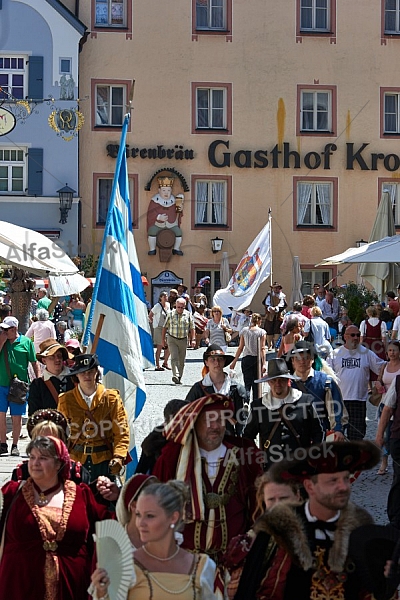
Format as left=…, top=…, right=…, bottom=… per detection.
left=233, top=441, right=386, bottom=600
left=243, top=358, right=323, bottom=468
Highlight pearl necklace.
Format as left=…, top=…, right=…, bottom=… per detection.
left=142, top=544, right=180, bottom=562
left=148, top=571, right=193, bottom=595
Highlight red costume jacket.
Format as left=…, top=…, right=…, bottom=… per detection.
left=152, top=436, right=262, bottom=563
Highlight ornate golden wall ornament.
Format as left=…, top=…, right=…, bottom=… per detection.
left=48, top=108, right=84, bottom=141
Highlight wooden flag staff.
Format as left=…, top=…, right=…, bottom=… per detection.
left=89, top=313, right=105, bottom=354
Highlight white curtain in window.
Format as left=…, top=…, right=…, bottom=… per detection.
left=316, top=183, right=331, bottom=225
left=196, top=181, right=208, bottom=223
left=211, top=0, right=224, bottom=28
left=298, top=183, right=312, bottom=224
left=212, top=182, right=225, bottom=224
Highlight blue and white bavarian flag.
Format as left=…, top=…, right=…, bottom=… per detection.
left=83, top=113, right=154, bottom=471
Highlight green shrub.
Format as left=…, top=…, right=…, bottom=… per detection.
left=333, top=282, right=379, bottom=326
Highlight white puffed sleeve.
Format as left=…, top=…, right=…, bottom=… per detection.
left=199, top=556, right=219, bottom=600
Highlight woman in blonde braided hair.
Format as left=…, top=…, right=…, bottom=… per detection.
left=91, top=480, right=218, bottom=600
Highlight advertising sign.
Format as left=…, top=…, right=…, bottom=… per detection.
left=0, top=107, right=16, bottom=136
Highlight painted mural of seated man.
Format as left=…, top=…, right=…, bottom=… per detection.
left=147, top=176, right=184, bottom=256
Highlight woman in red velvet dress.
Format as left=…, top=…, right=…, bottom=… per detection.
left=0, top=436, right=110, bottom=600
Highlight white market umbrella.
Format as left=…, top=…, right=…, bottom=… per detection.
left=289, top=255, right=303, bottom=308
left=317, top=235, right=400, bottom=266
left=359, top=191, right=399, bottom=297
left=220, top=251, right=230, bottom=288
left=0, top=221, right=89, bottom=295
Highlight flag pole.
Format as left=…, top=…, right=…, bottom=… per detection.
left=268, top=208, right=273, bottom=286
left=91, top=314, right=105, bottom=353
left=82, top=113, right=131, bottom=349
left=127, top=79, right=135, bottom=113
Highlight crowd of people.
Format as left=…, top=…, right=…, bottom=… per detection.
left=2, top=281, right=400, bottom=599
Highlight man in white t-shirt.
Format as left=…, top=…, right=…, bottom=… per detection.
left=327, top=325, right=385, bottom=440
left=391, top=313, right=400, bottom=340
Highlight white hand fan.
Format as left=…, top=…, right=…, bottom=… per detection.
left=0, top=491, right=3, bottom=523
left=95, top=519, right=134, bottom=600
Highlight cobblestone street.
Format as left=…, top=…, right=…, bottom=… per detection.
left=0, top=347, right=392, bottom=524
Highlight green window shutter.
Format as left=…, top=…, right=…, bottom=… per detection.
left=27, top=148, right=43, bottom=196
left=28, top=56, right=43, bottom=101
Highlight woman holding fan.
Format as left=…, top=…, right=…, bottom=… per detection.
left=91, top=480, right=217, bottom=599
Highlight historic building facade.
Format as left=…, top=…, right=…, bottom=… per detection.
left=73, top=0, right=400, bottom=306
left=0, top=0, right=85, bottom=250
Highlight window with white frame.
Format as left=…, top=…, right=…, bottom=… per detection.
left=96, top=177, right=134, bottom=225
left=196, top=88, right=226, bottom=129
left=95, top=0, right=126, bottom=26
left=59, top=58, right=72, bottom=75
left=300, top=0, right=330, bottom=31
left=195, top=180, right=227, bottom=225
left=300, top=90, right=331, bottom=132
left=382, top=182, right=400, bottom=225
left=0, top=56, right=26, bottom=100
left=384, top=92, right=400, bottom=133
left=195, top=269, right=221, bottom=304
left=297, top=181, right=332, bottom=226
left=196, top=0, right=226, bottom=29
left=0, top=148, right=25, bottom=193
left=301, top=269, right=331, bottom=296
left=385, top=0, right=400, bottom=33
left=95, top=85, right=125, bottom=126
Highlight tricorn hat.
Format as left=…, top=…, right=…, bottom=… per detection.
left=68, top=353, right=100, bottom=376
left=271, top=282, right=282, bottom=289
left=269, top=441, right=381, bottom=483
left=255, top=358, right=300, bottom=383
